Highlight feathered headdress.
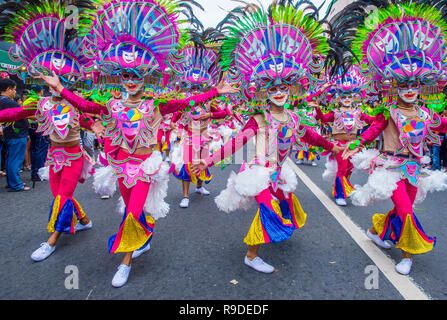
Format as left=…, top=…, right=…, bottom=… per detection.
left=83, top=0, right=202, bottom=85
left=168, top=27, right=224, bottom=92
left=219, top=0, right=330, bottom=98
left=0, top=0, right=95, bottom=88
left=333, top=1, right=447, bottom=103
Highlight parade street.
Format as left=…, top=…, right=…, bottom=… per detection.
left=1, top=157, right=445, bottom=300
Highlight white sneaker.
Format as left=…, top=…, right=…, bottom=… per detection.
left=75, top=221, right=93, bottom=232
left=31, top=242, right=56, bottom=262
left=311, top=161, right=317, bottom=167
left=196, top=187, right=210, bottom=195
left=112, top=264, right=131, bottom=288
left=180, top=198, right=190, bottom=208
left=366, top=229, right=392, bottom=249
left=101, top=195, right=110, bottom=200
left=244, top=256, right=275, bottom=274
left=296, top=159, right=304, bottom=165
left=335, top=198, right=347, bottom=206
left=395, top=258, right=413, bottom=275
left=132, top=243, right=151, bottom=259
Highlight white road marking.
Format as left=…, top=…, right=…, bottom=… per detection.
left=288, top=159, right=430, bottom=300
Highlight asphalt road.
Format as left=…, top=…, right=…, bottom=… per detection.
left=0, top=156, right=446, bottom=300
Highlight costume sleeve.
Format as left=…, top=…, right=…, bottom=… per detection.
left=429, top=111, right=447, bottom=133
left=61, top=88, right=108, bottom=115
left=210, top=105, right=228, bottom=120
left=0, top=106, right=36, bottom=122
left=315, top=107, right=335, bottom=123
left=360, top=112, right=376, bottom=125
left=300, top=126, right=334, bottom=151
left=79, top=113, right=97, bottom=131
left=358, top=113, right=388, bottom=144
left=159, top=88, right=220, bottom=116
left=204, top=116, right=259, bottom=167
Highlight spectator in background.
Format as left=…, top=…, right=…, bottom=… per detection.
left=0, top=124, right=5, bottom=176
left=15, top=94, right=32, bottom=172
left=29, top=85, right=50, bottom=181
left=0, top=78, right=30, bottom=191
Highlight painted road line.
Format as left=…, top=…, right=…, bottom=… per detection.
left=288, top=159, right=430, bottom=300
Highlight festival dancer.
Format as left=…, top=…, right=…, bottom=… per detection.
left=0, top=0, right=102, bottom=262
left=169, top=30, right=229, bottom=208
left=313, top=66, right=376, bottom=206
left=39, top=0, right=239, bottom=287
left=192, top=2, right=343, bottom=273
left=338, top=1, right=447, bottom=275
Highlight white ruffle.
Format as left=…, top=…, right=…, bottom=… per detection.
left=142, top=151, right=170, bottom=220
left=92, top=166, right=117, bottom=197
left=350, top=149, right=380, bottom=171
left=37, top=166, right=50, bottom=181
left=415, top=169, right=447, bottom=205
left=170, top=141, right=184, bottom=172
left=322, top=157, right=338, bottom=183
left=350, top=166, right=401, bottom=207
left=215, top=163, right=298, bottom=213
left=219, top=125, right=234, bottom=141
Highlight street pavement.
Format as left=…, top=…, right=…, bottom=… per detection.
left=0, top=156, right=446, bottom=300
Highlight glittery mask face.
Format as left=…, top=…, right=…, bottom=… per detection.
left=340, top=94, right=353, bottom=107
left=120, top=72, right=145, bottom=95
left=397, top=82, right=420, bottom=104
left=267, top=84, right=289, bottom=107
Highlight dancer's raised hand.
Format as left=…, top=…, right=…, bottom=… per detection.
left=38, top=71, right=64, bottom=93
left=216, top=79, right=241, bottom=95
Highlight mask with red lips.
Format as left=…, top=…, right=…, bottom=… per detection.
left=267, top=84, right=290, bottom=107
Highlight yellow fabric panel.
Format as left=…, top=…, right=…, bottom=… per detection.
left=114, top=213, right=151, bottom=253
left=343, top=176, right=355, bottom=197
left=73, top=198, right=86, bottom=220
left=396, top=214, right=435, bottom=255
left=244, top=210, right=266, bottom=246
left=372, top=213, right=388, bottom=236
left=47, top=196, right=61, bottom=233
left=291, top=194, right=307, bottom=228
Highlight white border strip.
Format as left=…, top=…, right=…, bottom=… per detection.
left=288, top=159, right=430, bottom=300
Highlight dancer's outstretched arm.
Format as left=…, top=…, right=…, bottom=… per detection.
left=191, top=117, right=258, bottom=174
left=342, top=113, right=388, bottom=160
left=0, top=105, right=36, bottom=122
left=300, top=125, right=339, bottom=153
left=39, top=71, right=109, bottom=115
left=159, top=80, right=241, bottom=116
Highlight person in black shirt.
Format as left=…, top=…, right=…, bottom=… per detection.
left=0, top=78, right=30, bottom=191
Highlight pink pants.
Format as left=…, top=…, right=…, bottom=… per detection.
left=374, top=178, right=436, bottom=254
left=333, top=141, right=354, bottom=199
left=108, top=149, right=154, bottom=254
left=47, top=146, right=85, bottom=234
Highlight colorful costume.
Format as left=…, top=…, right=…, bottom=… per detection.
left=206, top=2, right=335, bottom=249
left=58, top=0, right=219, bottom=254
left=0, top=0, right=95, bottom=235
left=315, top=66, right=375, bottom=203
left=335, top=1, right=447, bottom=259
left=168, top=32, right=227, bottom=186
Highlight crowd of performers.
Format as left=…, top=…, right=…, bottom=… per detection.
left=1, top=0, right=447, bottom=288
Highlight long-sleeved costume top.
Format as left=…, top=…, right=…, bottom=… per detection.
left=315, top=106, right=375, bottom=137
left=60, top=87, right=220, bottom=154
left=356, top=105, right=447, bottom=158
left=0, top=96, right=96, bottom=143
